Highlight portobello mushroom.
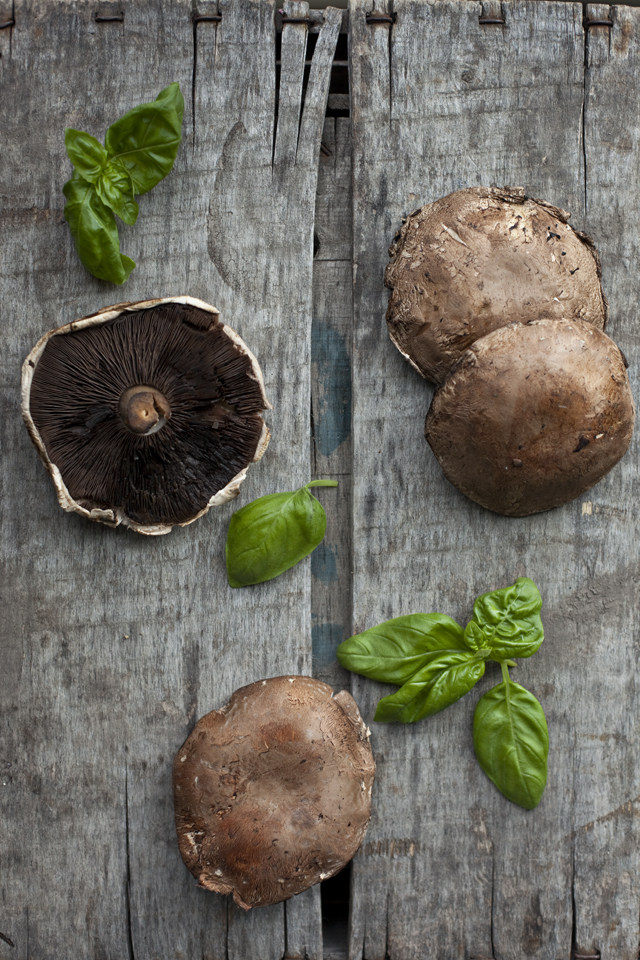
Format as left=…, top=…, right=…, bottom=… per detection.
left=385, top=187, right=608, bottom=384
left=22, top=297, right=270, bottom=535
left=173, top=676, right=375, bottom=909
left=424, top=318, right=634, bottom=516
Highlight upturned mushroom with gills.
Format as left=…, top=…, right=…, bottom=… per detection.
left=173, top=676, right=375, bottom=909
left=22, top=297, right=271, bottom=535
left=385, top=186, right=608, bottom=384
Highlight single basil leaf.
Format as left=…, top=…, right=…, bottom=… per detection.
left=473, top=679, right=549, bottom=809
left=471, top=577, right=544, bottom=660
left=95, top=162, right=139, bottom=225
left=63, top=172, right=135, bottom=284
left=374, top=653, right=485, bottom=724
left=104, top=82, right=184, bottom=195
left=64, top=129, right=108, bottom=183
left=226, top=480, right=338, bottom=587
left=337, top=613, right=467, bottom=685
left=463, top=619, right=485, bottom=652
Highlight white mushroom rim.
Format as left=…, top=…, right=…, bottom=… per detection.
left=22, top=296, right=272, bottom=536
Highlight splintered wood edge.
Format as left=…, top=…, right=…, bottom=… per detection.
left=21, top=296, right=271, bottom=536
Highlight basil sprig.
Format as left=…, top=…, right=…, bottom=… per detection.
left=63, top=82, right=184, bottom=284
left=337, top=577, right=549, bottom=809
left=225, top=480, right=338, bottom=588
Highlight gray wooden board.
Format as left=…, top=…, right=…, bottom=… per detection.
left=3, top=1, right=640, bottom=958
left=0, top=1, right=337, bottom=958
left=312, top=116, right=353, bottom=693
left=349, top=1, right=640, bottom=959
left=575, top=6, right=640, bottom=958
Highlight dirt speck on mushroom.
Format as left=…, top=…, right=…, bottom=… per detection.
left=173, top=676, right=375, bottom=909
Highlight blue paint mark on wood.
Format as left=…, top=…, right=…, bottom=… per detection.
left=311, top=319, right=351, bottom=456
left=312, top=619, right=346, bottom=671
left=311, top=541, right=338, bottom=583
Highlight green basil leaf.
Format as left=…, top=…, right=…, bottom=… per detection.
left=473, top=678, right=549, bottom=809
left=463, top=619, right=485, bottom=652
left=374, top=653, right=485, bottom=724
left=337, top=613, right=467, bottom=685
left=64, top=129, right=108, bottom=183
left=95, top=162, right=139, bottom=225
left=63, top=172, right=135, bottom=285
left=470, top=577, right=544, bottom=660
left=104, top=81, right=184, bottom=195
left=226, top=480, right=338, bottom=587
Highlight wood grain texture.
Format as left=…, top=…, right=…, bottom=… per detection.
left=311, top=117, right=353, bottom=692
left=573, top=6, right=640, bottom=958
left=347, top=2, right=626, bottom=958
left=0, top=1, right=336, bottom=956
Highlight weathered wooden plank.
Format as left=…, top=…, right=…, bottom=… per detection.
left=573, top=6, right=640, bottom=958
left=349, top=2, right=591, bottom=958
left=311, top=117, right=353, bottom=692
left=274, top=1, right=308, bottom=167
left=0, top=7, right=197, bottom=959
left=0, top=1, right=336, bottom=957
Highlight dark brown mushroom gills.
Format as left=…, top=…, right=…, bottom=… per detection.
left=385, top=187, right=608, bottom=384
left=27, top=301, right=268, bottom=527
left=424, top=318, right=635, bottom=516
left=173, top=676, right=375, bottom=910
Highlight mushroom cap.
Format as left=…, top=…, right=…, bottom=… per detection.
left=173, top=676, right=375, bottom=910
left=385, top=186, right=608, bottom=384
left=424, top=318, right=635, bottom=517
left=22, top=297, right=271, bottom=535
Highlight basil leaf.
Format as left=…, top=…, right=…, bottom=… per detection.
left=470, top=577, right=544, bottom=660
left=95, top=162, right=139, bottom=226
left=337, top=613, right=467, bottom=685
left=473, top=677, right=548, bottom=809
left=63, top=172, right=135, bottom=285
left=64, top=129, right=108, bottom=183
left=375, top=653, right=485, bottom=723
left=105, top=82, right=184, bottom=195
left=226, top=480, right=338, bottom=588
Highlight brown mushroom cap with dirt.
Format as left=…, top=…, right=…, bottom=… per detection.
left=385, top=187, right=608, bottom=384
left=22, top=297, right=270, bottom=535
left=424, top=318, right=635, bottom=517
left=173, top=676, right=375, bottom=910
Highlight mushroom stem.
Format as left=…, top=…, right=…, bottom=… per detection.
left=118, top=385, right=171, bottom=435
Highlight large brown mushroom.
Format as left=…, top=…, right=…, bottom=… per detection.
left=22, top=297, right=270, bottom=535
left=385, top=187, right=608, bottom=384
left=425, top=318, right=635, bottom=516
left=173, top=676, right=375, bottom=909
